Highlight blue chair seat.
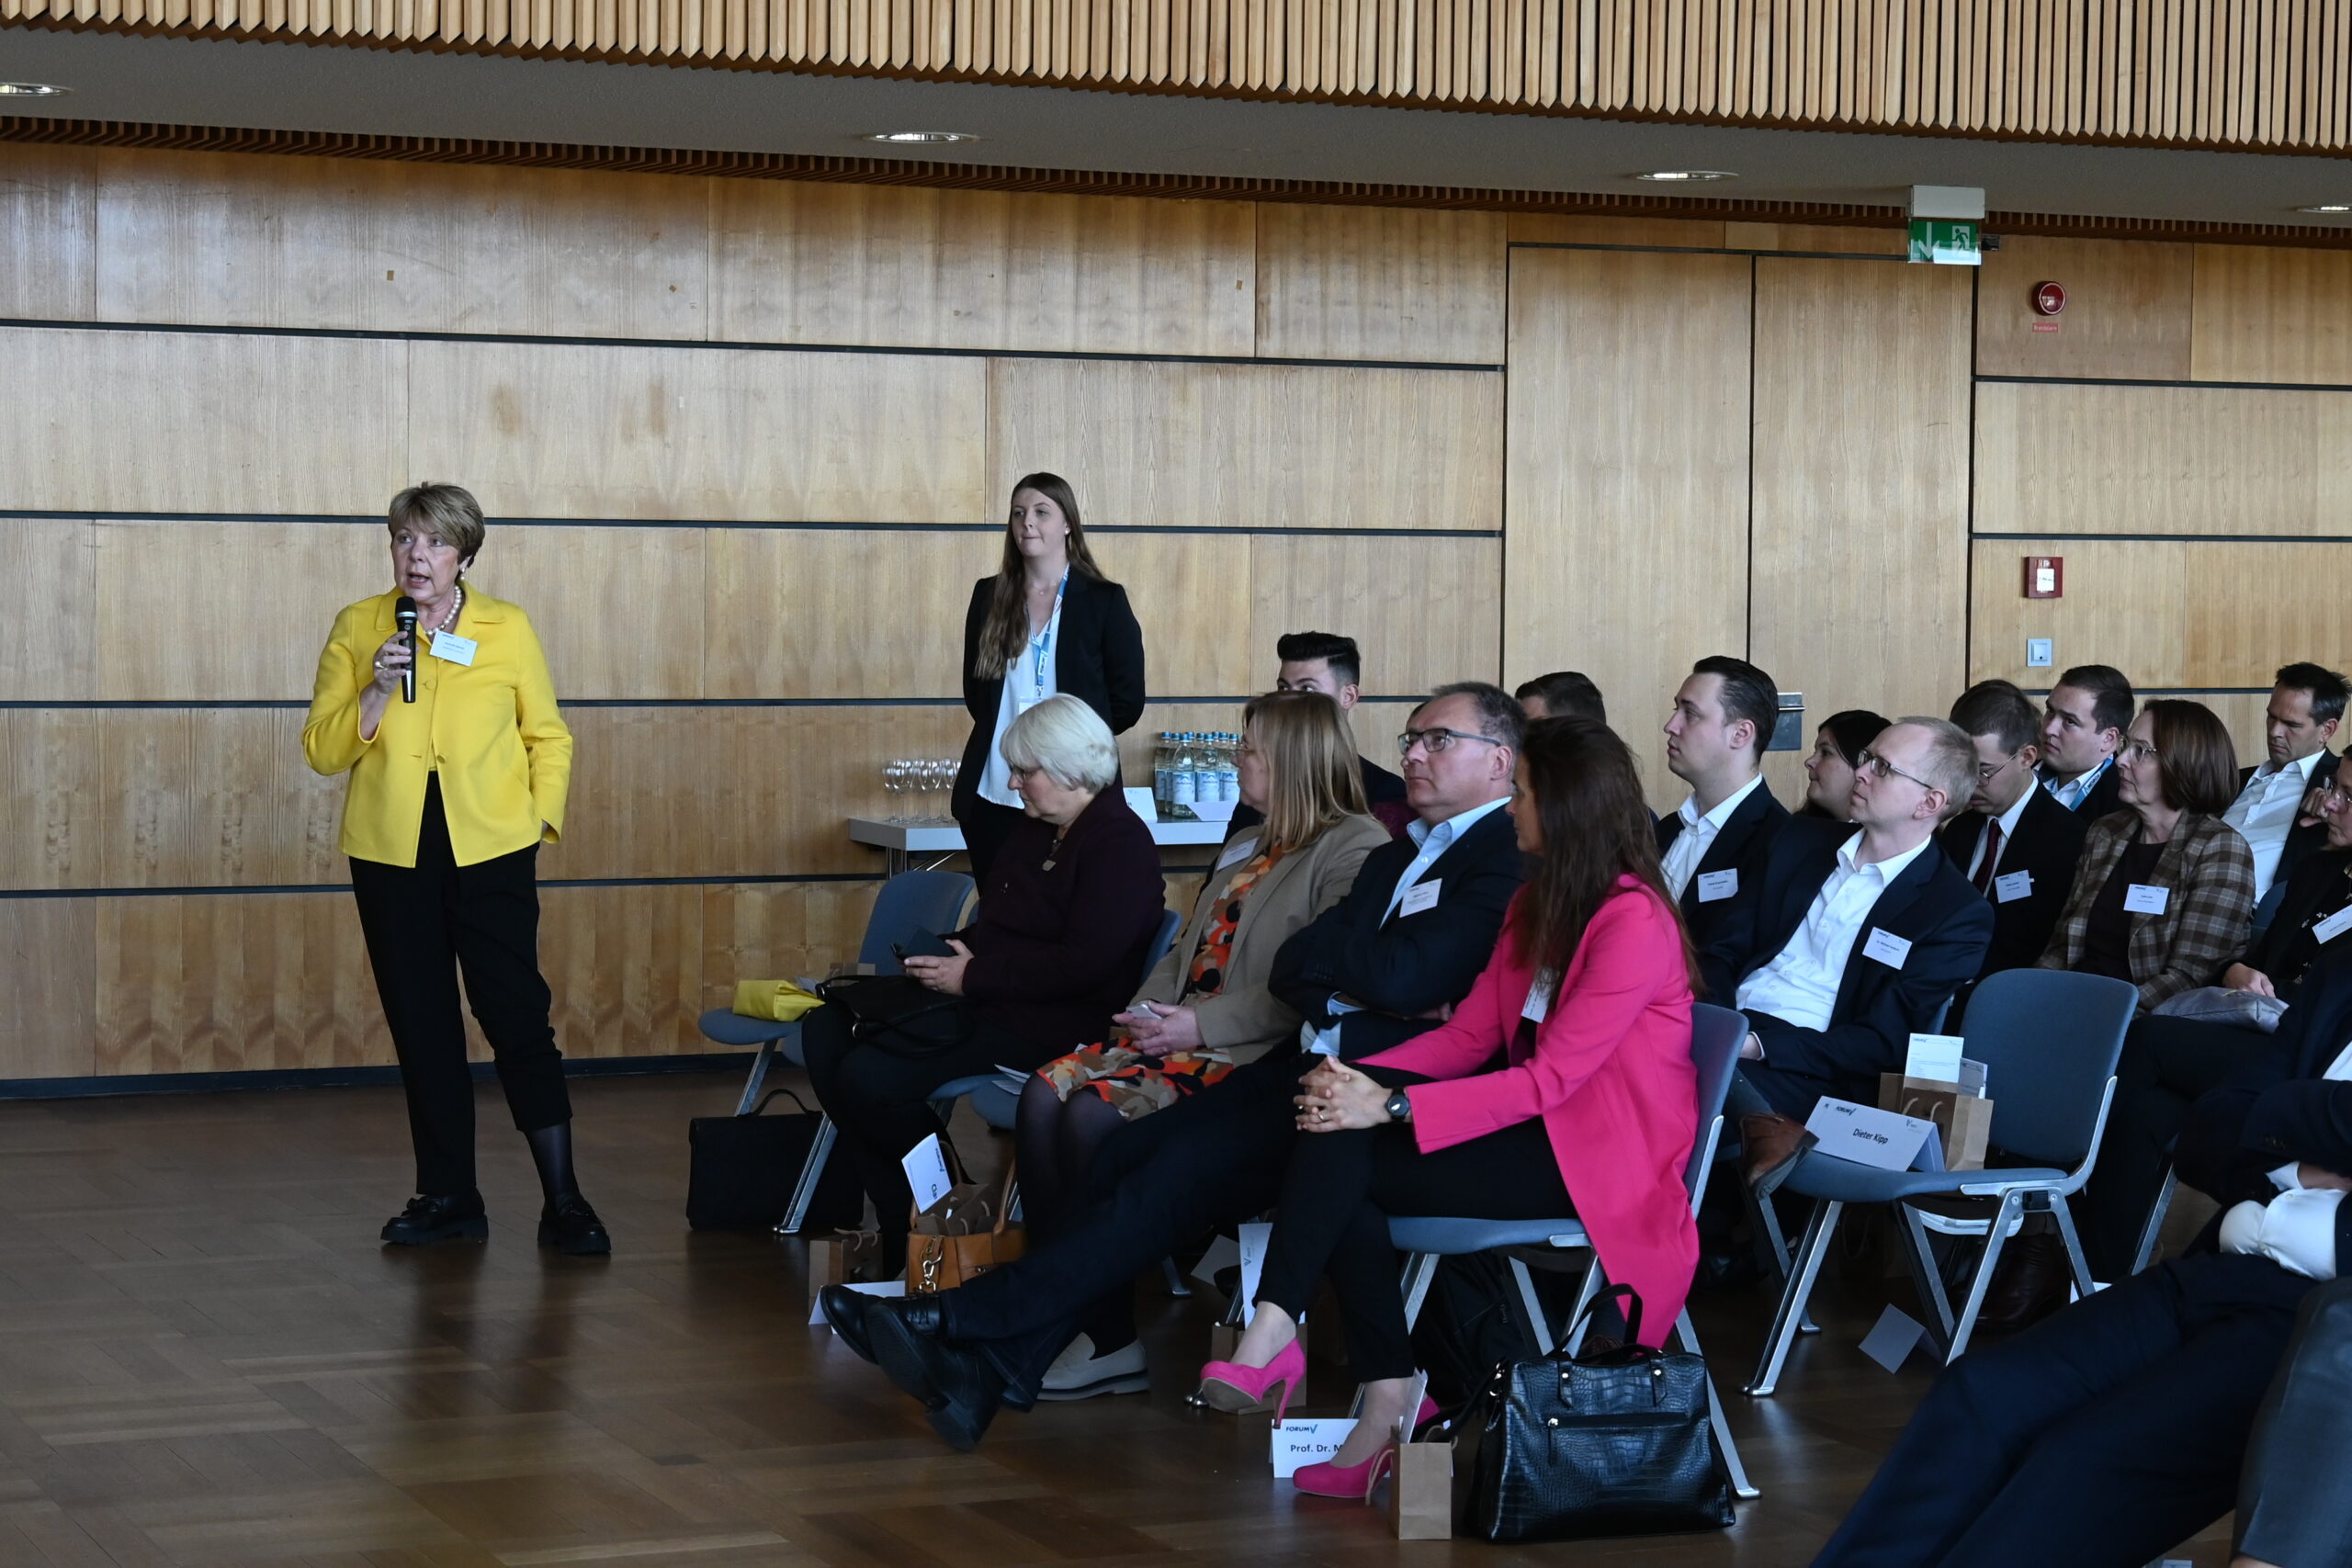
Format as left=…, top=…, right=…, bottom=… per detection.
left=1387, top=1216, right=1585, bottom=1254
left=1781, top=1156, right=2071, bottom=1206
left=695, top=1007, right=804, bottom=1050
left=928, top=1073, right=1022, bottom=1132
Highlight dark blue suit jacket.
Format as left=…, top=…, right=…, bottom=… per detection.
left=1269, top=804, right=1525, bottom=1062
left=1657, top=779, right=1788, bottom=953
left=1701, top=816, right=1995, bottom=1118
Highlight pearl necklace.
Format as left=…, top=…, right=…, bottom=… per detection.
left=432, top=585, right=464, bottom=636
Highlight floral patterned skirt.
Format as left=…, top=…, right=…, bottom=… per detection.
left=1036, top=1043, right=1238, bottom=1122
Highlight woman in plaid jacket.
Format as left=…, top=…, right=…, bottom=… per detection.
left=2037, top=697, right=2256, bottom=1014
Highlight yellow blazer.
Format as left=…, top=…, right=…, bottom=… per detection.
left=303, top=588, right=573, bottom=869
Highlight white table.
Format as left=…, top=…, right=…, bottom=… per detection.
left=848, top=815, right=1230, bottom=876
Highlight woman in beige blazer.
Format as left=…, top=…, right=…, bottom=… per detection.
left=1015, top=691, right=1385, bottom=1246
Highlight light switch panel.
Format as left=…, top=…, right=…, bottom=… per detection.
left=2026, top=638, right=2053, bottom=668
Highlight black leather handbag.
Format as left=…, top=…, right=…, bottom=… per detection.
left=685, top=1089, right=863, bottom=1232
left=1466, top=1284, right=1734, bottom=1541
left=817, top=974, right=975, bottom=1058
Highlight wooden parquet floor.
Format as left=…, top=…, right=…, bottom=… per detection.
left=0, top=1074, right=2239, bottom=1568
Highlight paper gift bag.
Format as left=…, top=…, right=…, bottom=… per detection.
left=807, top=1229, right=888, bottom=1303
left=1879, top=1074, right=1994, bottom=1170
left=1390, top=1438, right=1454, bottom=1539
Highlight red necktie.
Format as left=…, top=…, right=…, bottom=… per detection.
left=1973, top=820, right=2005, bottom=896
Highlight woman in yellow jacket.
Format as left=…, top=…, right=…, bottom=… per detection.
left=303, top=483, right=606, bottom=1255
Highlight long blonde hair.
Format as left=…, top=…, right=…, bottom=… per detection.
left=1241, top=690, right=1371, bottom=854
left=972, top=472, right=1111, bottom=680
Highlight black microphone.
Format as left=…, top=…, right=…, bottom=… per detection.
left=393, top=595, right=418, bottom=704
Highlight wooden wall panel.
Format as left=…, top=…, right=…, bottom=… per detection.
left=90, top=152, right=710, bottom=341
left=705, top=528, right=994, bottom=700
left=1503, top=247, right=1752, bottom=809
left=1253, top=206, right=1506, bottom=364
left=0, top=519, right=95, bottom=702
left=1977, top=236, right=2196, bottom=379
left=699, top=882, right=885, bottom=1012
left=464, top=528, right=709, bottom=700
left=0, top=145, right=96, bottom=321
left=2182, top=543, right=2352, bottom=687
left=0, top=329, right=409, bottom=516
left=1968, top=538, right=2193, bottom=690
left=1975, top=382, right=2352, bottom=536
left=2191, top=245, right=2352, bottom=385
left=406, top=340, right=989, bottom=525
left=709, top=184, right=1255, bottom=356
left=1507, top=215, right=1726, bottom=248
left=0, top=710, right=102, bottom=892
left=1723, top=223, right=1906, bottom=255
left=1750, top=259, right=1973, bottom=770
left=0, top=899, right=97, bottom=1081
left=1247, top=535, right=1502, bottom=694
left=533, top=883, right=707, bottom=1060
left=987, top=358, right=1504, bottom=532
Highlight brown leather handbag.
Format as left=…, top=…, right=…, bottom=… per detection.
left=906, top=1163, right=1024, bottom=1294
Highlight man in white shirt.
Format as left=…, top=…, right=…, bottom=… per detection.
left=1658, top=656, right=1789, bottom=949
left=2222, top=661, right=2346, bottom=904
left=2039, top=663, right=2134, bottom=818
left=1938, top=679, right=2090, bottom=984
left=1698, top=718, right=1993, bottom=1186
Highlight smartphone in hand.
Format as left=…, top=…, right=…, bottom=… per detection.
left=892, top=927, right=956, bottom=963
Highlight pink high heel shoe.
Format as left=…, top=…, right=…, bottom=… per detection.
left=1291, top=1393, right=1442, bottom=1501
left=1194, top=1339, right=1306, bottom=1422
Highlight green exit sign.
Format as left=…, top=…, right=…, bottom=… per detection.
left=1908, top=219, right=1982, bottom=265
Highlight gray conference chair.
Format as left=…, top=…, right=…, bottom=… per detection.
left=1744, top=967, right=2138, bottom=1397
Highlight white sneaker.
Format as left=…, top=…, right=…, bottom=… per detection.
left=1036, top=1333, right=1149, bottom=1400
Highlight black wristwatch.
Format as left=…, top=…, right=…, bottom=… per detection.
left=1384, top=1089, right=1414, bottom=1123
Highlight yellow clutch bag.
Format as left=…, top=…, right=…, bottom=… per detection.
left=731, top=978, right=826, bottom=1022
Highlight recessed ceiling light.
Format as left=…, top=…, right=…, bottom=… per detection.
left=2295, top=203, right=2352, bottom=214
left=0, top=82, right=71, bottom=97
left=1633, top=169, right=1736, bottom=183
left=860, top=130, right=978, bottom=145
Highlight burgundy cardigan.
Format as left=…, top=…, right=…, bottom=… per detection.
left=955, top=787, right=1165, bottom=1053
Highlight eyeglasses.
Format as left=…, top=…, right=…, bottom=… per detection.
left=2121, top=741, right=2161, bottom=764
left=1975, top=750, right=2026, bottom=784
left=1397, top=727, right=1505, bottom=758
left=1856, top=748, right=1938, bottom=791
left=2318, top=780, right=2351, bottom=806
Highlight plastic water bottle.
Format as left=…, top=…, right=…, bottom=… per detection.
left=1170, top=733, right=1199, bottom=819
left=1216, top=732, right=1240, bottom=802
left=1152, top=733, right=1173, bottom=817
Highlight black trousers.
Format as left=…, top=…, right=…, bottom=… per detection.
left=799, top=1001, right=1056, bottom=1247
left=1256, top=1088, right=1573, bottom=1384
left=2077, top=1015, right=2275, bottom=1280
left=2236, top=1277, right=2352, bottom=1568
left=939, top=1051, right=1312, bottom=1397
left=348, top=778, right=571, bottom=1199
left=1811, top=1252, right=2305, bottom=1568
left=952, top=796, right=1027, bottom=887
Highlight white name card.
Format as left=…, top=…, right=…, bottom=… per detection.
left=901, top=1134, right=955, bottom=1215
left=2317, top=905, right=2352, bottom=945
left=1696, top=869, right=1739, bottom=903
left=1905, top=1032, right=1966, bottom=1085
left=1398, top=879, right=1441, bottom=917
left=1804, top=1097, right=1939, bottom=1172
left=1272, top=1418, right=1360, bottom=1478
left=2124, top=883, right=2170, bottom=916
left=1994, top=869, right=2034, bottom=903
left=1215, top=835, right=1261, bottom=872
left=1862, top=928, right=1913, bottom=969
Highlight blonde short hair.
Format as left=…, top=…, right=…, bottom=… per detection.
left=1000, top=694, right=1119, bottom=794
left=389, top=483, right=487, bottom=561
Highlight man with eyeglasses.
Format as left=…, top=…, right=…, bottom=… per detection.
left=1659, top=655, right=1791, bottom=950
left=1939, top=679, right=2091, bottom=996
left=1699, top=718, right=1994, bottom=1187
left=2222, top=661, right=2347, bottom=908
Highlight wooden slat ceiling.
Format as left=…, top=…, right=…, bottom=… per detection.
left=6, top=0, right=2351, bottom=157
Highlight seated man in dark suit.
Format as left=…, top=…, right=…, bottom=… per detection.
left=1514, top=670, right=1606, bottom=724
left=1660, top=655, right=1790, bottom=951
left=1810, top=957, right=2352, bottom=1568
left=2222, top=660, right=2346, bottom=908
left=1940, top=679, right=2090, bottom=998
left=1702, top=716, right=1994, bottom=1184
left=2039, top=662, right=2133, bottom=819
left=818, top=683, right=1528, bottom=1448
left=1229, top=629, right=1411, bottom=836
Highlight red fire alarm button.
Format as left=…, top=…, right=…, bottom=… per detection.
left=2024, top=556, right=2064, bottom=598
left=2032, top=281, right=2067, bottom=316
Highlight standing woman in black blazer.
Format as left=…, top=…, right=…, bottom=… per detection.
left=953, top=473, right=1148, bottom=883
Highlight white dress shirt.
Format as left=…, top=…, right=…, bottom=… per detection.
left=1662, top=773, right=1764, bottom=900
left=2043, top=756, right=2113, bottom=812
left=1965, top=785, right=2038, bottom=883
left=2222, top=1034, right=2352, bottom=1281
left=976, top=592, right=1064, bottom=807
left=1300, top=796, right=1511, bottom=1056
left=2223, top=750, right=2324, bottom=902
left=1736, top=832, right=1937, bottom=1033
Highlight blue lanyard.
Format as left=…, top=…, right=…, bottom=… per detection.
left=1029, top=570, right=1066, bottom=694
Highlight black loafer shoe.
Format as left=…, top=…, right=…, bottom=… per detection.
left=537, top=1194, right=612, bottom=1256
left=866, top=1298, right=1002, bottom=1451
left=818, top=1285, right=881, bottom=1363
left=381, top=1192, right=488, bottom=1247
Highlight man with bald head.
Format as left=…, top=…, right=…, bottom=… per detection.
left=1699, top=717, right=1996, bottom=1187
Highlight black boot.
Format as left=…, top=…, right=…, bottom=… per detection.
left=526, top=1122, right=610, bottom=1255
left=382, top=1191, right=488, bottom=1247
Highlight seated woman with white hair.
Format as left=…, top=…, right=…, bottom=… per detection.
left=804, top=694, right=1165, bottom=1262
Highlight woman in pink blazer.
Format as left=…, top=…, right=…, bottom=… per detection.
left=1196, top=716, right=1700, bottom=1497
